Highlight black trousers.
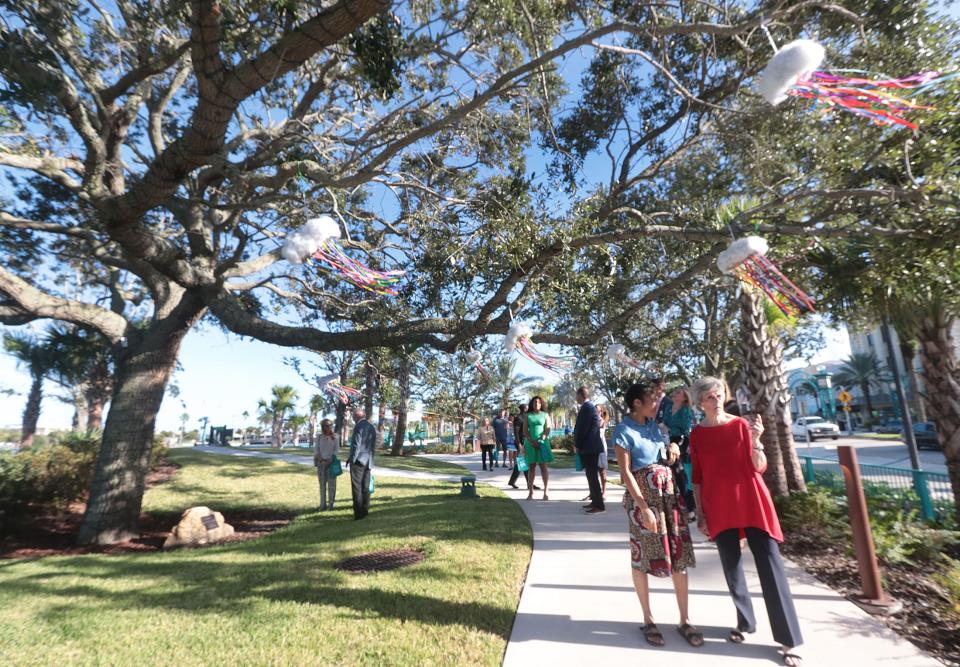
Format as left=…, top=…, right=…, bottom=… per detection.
left=580, top=451, right=604, bottom=509
left=508, top=464, right=530, bottom=487
left=715, top=527, right=803, bottom=647
left=481, top=445, right=495, bottom=468
left=350, top=463, right=371, bottom=520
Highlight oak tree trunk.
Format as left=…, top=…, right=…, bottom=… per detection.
left=915, top=308, right=960, bottom=520
left=19, top=374, right=43, bottom=448
left=391, top=354, right=411, bottom=457
left=78, top=306, right=203, bottom=545
left=738, top=289, right=806, bottom=497
left=900, top=343, right=928, bottom=422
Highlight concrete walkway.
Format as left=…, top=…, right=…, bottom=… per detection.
left=194, top=446, right=938, bottom=666
left=436, top=454, right=939, bottom=667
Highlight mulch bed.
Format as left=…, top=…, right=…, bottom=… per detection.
left=782, top=529, right=960, bottom=667
left=0, top=459, right=296, bottom=559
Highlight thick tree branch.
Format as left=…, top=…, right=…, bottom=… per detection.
left=0, top=265, right=128, bottom=341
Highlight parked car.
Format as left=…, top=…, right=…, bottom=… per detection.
left=791, top=416, right=840, bottom=441
left=908, top=422, right=941, bottom=450
left=875, top=419, right=903, bottom=434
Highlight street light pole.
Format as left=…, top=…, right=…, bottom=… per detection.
left=880, top=318, right=921, bottom=471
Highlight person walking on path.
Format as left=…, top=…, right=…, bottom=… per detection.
left=613, top=381, right=701, bottom=649
left=690, top=376, right=803, bottom=667
left=523, top=396, right=553, bottom=500
left=314, top=418, right=340, bottom=511
left=479, top=417, right=497, bottom=470
left=493, top=409, right=511, bottom=469
left=597, top=404, right=610, bottom=498
left=346, top=408, right=376, bottom=520
left=574, top=387, right=605, bottom=513
left=664, top=387, right=696, bottom=516
left=507, top=404, right=531, bottom=489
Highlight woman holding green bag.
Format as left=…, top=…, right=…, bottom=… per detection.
left=314, top=419, right=340, bottom=511
left=523, top=396, right=554, bottom=501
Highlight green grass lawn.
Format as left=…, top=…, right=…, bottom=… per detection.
left=236, top=446, right=469, bottom=476
left=0, top=450, right=531, bottom=666
left=856, top=433, right=903, bottom=441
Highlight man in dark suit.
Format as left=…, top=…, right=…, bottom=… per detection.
left=574, top=387, right=605, bottom=513
left=347, top=408, right=377, bottom=520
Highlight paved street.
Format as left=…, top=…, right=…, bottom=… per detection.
left=794, top=435, right=947, bottom=474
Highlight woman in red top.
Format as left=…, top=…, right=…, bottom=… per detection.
left=690, top=377, right=803, bottom=667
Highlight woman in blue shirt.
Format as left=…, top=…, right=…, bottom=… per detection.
left=614, top=381, right=701, bottom=649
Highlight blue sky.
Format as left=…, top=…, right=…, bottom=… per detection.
left=8, top=2, right=957, bottom=432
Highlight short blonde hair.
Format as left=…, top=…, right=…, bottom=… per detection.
left=691, top=376, right=726, bottom=409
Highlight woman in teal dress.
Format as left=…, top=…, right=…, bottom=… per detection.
left=523, top=395, right=554, bottom=500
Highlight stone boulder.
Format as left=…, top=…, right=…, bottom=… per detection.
left=163, top=506, right=235, bottom=549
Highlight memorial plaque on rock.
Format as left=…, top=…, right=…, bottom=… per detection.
left=201, top=513, right=219, bottom=530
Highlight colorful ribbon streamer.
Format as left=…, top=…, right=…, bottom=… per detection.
left=732, top=254, right=816, bottom=317
left=514, top=336, right=575, bottom=375
left=789, top=70, right=958, bottom=129
left=312, top=239, right=405, bottom=296
left=324, top=379, right=363, bottom=405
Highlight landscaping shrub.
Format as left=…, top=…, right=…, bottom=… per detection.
left=0, top=432, right=169, bottom=523
left=932, top=556, right=960, bottom=620
left=551, top=434, right=574, bottom=454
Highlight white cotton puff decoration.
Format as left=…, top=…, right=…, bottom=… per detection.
left=280, top=215, right=342, bottom=263
left=466, top=350, right=481, bottom=364
left=505, top=322, right=532, bottom=351
left=717, top=236, right=769, bottom=274
left=757, top=39, right=825, bottom=105
left=606, top=343, right=625, bottom=361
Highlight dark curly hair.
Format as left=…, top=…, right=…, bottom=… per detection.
left=528, top=395, right=547, bottom=412
left=623, top=382, right=655, bottom=413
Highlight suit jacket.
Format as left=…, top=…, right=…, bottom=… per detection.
left=347, top=419, right=377, bottom=467
left=574, top=401, right=604, bottom=455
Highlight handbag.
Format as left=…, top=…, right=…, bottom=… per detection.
left=368, top=474, right=376, bottom=495
left=516, top=454, right=529, bottom=472
left=574, top=452, right=583, bottom=471
left=328, top=457, right=343, bottom=477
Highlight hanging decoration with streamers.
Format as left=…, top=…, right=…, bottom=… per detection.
left=717, top=237, right=816, bottom=317
left=605, top=343, right=647, bottom=372
left=466, top=349, right=492, bottom=383
left=757, top=38, right=957, bottom=130
left=505, top=322, right=575, bottom=375
left=281, top=215, right=405, bottom=295
left=317, top=373, right=363, bottom=405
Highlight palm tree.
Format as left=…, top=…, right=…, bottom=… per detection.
left=287, top=414, right=308, bottom=447
left=44, top=324, right=114, bottom=430
left=3, top=332, right=59, bottom=448
left=834, top=352, right=889, bottom=423
left=178, top=412, right=189, bottom=445
left=487, top=357, right=538, bottom=411
left=240, top=410, right=250, bottom=444
left=257, top=385, right=299, bottom=448
left=738, top=288, right=806, bottom=497
left=306, top=394, right=324, bottom=444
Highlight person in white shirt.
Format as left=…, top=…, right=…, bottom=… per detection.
left=314, top=419, right=340, bottom=511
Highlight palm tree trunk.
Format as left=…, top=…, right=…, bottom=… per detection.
left=738, top=289, right=806, bottom=496
left=860, top=381, right=874, bottom=421
left=391, top=355, right=411, bottom=456
left=19, top=374, right=43, bottom=448
left=78, top=301, right=203, bottom=545
left=915, top=307, right=960, bottom=519
left=900, top=343, right=927, bottom=422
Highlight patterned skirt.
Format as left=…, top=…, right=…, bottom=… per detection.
left=622, top=463, right=695, bottom=577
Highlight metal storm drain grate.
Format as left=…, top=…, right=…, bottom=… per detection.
left=335, top=548, right=425, bottom=573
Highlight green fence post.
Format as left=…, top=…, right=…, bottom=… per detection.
left=803, top=456, right=814, bottom=484
left=912, top=470, right=935, bottom=521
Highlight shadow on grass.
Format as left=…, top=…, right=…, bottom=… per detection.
left=2, top=485, right=530, bottom=638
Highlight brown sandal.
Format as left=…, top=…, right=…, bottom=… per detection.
left=677, top=623, right=704, bottom=647
left=640, top=623, right=664, bottom=647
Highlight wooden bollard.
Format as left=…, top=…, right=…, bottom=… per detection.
left=837, top=445, right=902, bottom=615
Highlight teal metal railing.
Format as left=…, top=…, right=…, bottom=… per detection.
left=798, top=455, right=953, bottom=522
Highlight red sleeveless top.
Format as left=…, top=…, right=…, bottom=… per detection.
left=690, top=417, right=783, bottom=542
